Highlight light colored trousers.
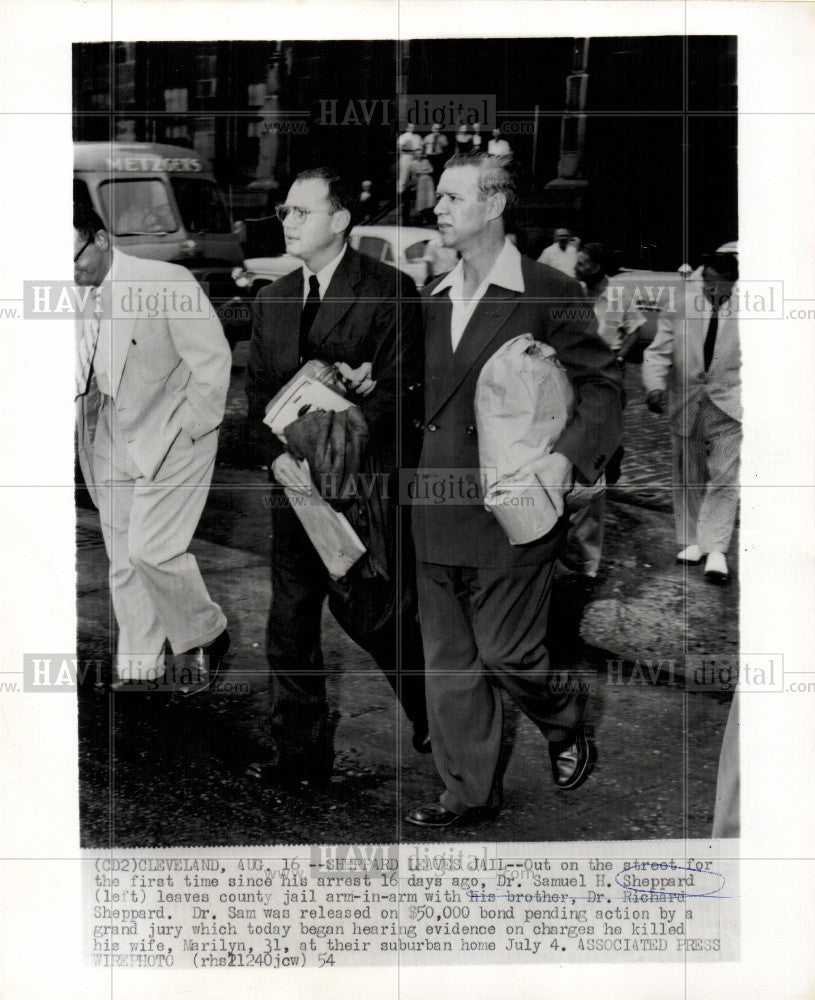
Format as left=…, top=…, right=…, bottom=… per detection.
left=672, top=397, right=742, bottom=554
left=93, top=400, right=226, bottom=679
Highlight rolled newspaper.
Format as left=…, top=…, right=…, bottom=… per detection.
left=272, top=453, right=366, bottom=580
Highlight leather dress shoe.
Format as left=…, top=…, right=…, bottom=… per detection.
left=405, top=802, right=500, bottom=828
left=704, top=551, right=729, bottom=585
left=676, top=544, right=704, bottom=564
left=172, top=629, right=231, bottom=698
left=549, top=726, right=596, bottom=790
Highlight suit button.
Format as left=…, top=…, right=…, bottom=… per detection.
left=427, top=423, right=438, bottom=432
left=131, top=339, right=137, bottom=345
left=466, top=425, right=476, bottom=436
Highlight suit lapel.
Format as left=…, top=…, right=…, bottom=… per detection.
left=272, top=268, right=305, bottom=372
left=308, top=248, right=358, bottom=356
left=424, top=290, right=454, bottom=417
left=427, top=285, right=520, bottom=420
left=107, top=251, right=141, bottom=397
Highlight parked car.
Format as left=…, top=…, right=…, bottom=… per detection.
left=232, top=225, right=443, bottom=293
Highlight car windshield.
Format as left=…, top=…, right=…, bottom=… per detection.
left=170, top=177, right=232, bottom=234
left=99, top=179, right=179, bottom=235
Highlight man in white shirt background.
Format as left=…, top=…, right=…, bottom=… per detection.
left=487, top=128, right=512, bottom=156
left=642, top=250, right=741, bottom=584
left=538, top=226, right=579, bottom=277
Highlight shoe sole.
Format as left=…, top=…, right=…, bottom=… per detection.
left=704, top=571, right=730, bottom=586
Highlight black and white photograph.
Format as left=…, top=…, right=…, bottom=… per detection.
left=71, top=34, right=739, bottom=846
left=2, top=1, right=815, bottom=997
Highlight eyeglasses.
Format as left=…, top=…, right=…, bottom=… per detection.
left=275, top=204, right=335, bottom=224
left=74, top=234, right=95, bottom=262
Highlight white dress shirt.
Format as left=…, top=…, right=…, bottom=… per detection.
left=431, top=237, right=525, bottom=352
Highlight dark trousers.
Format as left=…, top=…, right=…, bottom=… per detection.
left=267, top=500, right=427, bottom=775
left=417, top=559, right=583, bottom=813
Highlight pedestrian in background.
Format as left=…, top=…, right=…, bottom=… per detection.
left=642, top=250, right=741, bottom=584
left=423, top=123, right=448, bottom=183
left=487, top=127, right=512, bottom=156
left=454, top=122, right=471, bottom=155
left=409, top=148, right=436, bottom=225
left=538, top=227, right=579, bottom=277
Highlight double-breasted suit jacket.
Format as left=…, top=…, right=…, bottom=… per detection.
left=413, top=254, right=624, bottom=568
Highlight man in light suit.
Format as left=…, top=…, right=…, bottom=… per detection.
left=74, top=203, right=231, bottom=694
left=406, top=153, right=624, bottom=828
left=245, top=167, right=428, bottom=786
left=642, top=251, right=741, bottom=584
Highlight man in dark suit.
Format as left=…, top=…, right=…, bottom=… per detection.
left=245, top=167, right=427, bottom=785
left=406, top=153, right=624, bottom=828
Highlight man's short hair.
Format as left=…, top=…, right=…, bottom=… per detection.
left=582, top=242, right=613, bottom=275
left=701, top=251, right=739, bottom=282
left=74, top=201, right=107, bottom=241
left=442, top=151, right=521, bottom=215
left=294, top=167, right=355, bottom=231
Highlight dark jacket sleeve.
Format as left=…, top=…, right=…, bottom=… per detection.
left=356, top=268, right=424, bottom=462
left=542, top=271, right=625, bottom=483
left=245, top=286, right=285, bottom=467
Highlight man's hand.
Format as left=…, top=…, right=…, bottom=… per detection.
left=646, top=389, right=667, bottom=414
left=335, top=361, right=377, bottom=397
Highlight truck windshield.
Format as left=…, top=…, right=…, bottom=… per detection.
left=170, top=177, right=232, bottom=234
left=98, top=179, right=179, bottom=235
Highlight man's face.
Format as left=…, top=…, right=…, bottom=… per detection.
left=702, top=266, right=735, bottom=307
left=73, top=227, right=110, bottom=286
left=281, top=179, right=340, bottom=266
left=434, top=166, right=494, bottom=251
left=574, top=250, right=600, bottom=284
left=555, top=229, right=570, bottom=248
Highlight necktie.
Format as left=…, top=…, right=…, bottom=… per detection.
left=75, top=287, right=102, bottom=397
left=703, top=306, right=719, bottom=372
left=299, top=274, right=321, bottom=363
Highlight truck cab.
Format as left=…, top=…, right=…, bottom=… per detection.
left=74, top=141, right=251, bottom=344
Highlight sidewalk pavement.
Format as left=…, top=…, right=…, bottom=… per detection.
left=76, top=481, right=735, bottom=847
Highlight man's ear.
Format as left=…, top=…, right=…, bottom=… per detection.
left=331, top=208, right=352, bottom=236
left=486, top=191, right=506, bottom=222
left=94, top=230, right=111, bottom=252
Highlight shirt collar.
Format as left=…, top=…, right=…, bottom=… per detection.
left=432, top=237, right=525, bottom=296
left=303, top=244, right=346, bottom=295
